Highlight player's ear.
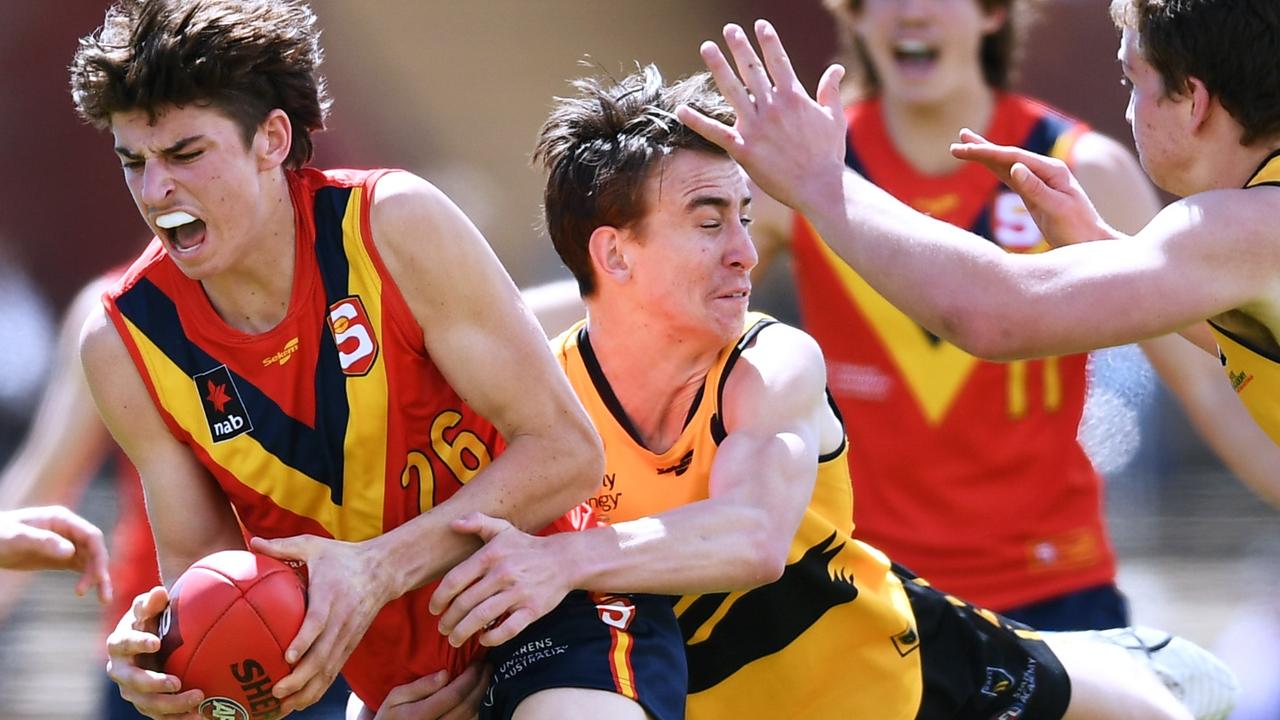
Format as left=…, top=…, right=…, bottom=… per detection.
left=588, top=226, right=632, bottom=285
left=980, top=4, right=1009, bottom=35
left=255, top=108, right=293, bottom=170
left=1184, top=75, right=1213, bottom=134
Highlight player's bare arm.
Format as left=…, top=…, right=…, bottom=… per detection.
left=82, top=305, right=244, bottom=718
left=0, top=280, right=116, bottom=620
left=682, top=20, right=1280, bottom=360
left=0, top=278, right=114, bottom=511
left=365, top=170, right=602, bottom=576
left=253, top=170, right=603, bottom=712
left=431, top=323, right=832, bottom=648
left=1066, top=126, right=1280, bottom=503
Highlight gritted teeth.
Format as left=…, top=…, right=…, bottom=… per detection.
left=156, top=211, right=198, bottom=229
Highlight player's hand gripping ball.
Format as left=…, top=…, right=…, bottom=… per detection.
left=154, top=550, right=306, bottom=720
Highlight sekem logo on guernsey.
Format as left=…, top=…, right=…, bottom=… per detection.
left=328, top=296, right=379, bottom=376
left=194, top=365, right=253, bottom=443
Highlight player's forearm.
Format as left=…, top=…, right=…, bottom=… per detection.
left=557, top=500, right=788, bottom=596
left=799, top=171, right=1038, bottom=355
left=374, top=427, right=603, bottom=598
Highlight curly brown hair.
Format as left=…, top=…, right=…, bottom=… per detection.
left=826, top=0, right=1042, bottom=97
left=70, top=0, right=330, bottom=170
left=533, top=65, right=735, bottom=297
left=1111, top=0, right=1280, bottom=146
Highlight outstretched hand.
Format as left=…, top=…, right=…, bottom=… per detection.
left=677, top=20, right=848, bottom=215
left=0, top=505, right=111, bottom=602
left=950, top=128, right=1115, bottom=247
left=430, top=513, right=573, bottom=649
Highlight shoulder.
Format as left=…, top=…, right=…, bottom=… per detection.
left=368, top=170, right=459, bottom=236
left=725, top=321, right=827, bottom=410
left=1168, top=184, right=1280, bottom=241
left=364, top=170, right=491, bottom=289
left=78, top=302, right=128, bottom=378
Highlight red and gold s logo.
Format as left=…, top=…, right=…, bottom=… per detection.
left=327, top=296, right=378, bottom=376
left=592, top=594, right=636, bottom=631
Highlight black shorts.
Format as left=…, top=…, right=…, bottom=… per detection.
left=480, top=591, right=686, bottom=720
left=898, top=565, right=1073, bottom=720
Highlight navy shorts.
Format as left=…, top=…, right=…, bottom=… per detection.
left=896, top=565, right=1073, bottom=720
left=480, top=591, right=686, bottom=720
left=1001, top=583, right=1130, bottom=632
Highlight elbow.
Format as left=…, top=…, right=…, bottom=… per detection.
left=562, top=411, right=605, bottom=501
left=934, top=308, right=1032, bottom=362
left=736, top=509, right=790, bottom=588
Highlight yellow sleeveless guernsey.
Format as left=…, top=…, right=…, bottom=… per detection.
left=1208, top=151, right=1280, bottom=445
left=552, top=313, right=924, bottom=719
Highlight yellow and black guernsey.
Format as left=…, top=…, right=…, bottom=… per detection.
left=1209, top=151, right=1280, bottom=445
left=553, top=313, right=926, bottom=719
left=104, top=168, right=505, bottom=710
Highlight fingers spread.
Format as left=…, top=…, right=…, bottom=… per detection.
left=815, top=64, right=847, bottom=117
left=698, top=40, right=752, bottom=113
left=754, top=20, right=801, bottom=93
left=723, top=23, right=773, bottom=103
left=676, top=105, right=741, bottom=152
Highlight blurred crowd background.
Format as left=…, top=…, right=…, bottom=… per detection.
left=0, top=1, right=1275, bottom=718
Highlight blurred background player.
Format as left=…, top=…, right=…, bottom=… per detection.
left=743, top=0, right=1280, bottom=630
left=0, top=271, right=351, bottom=719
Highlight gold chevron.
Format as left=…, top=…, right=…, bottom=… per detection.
left=813, top=236, right=979, bottom=425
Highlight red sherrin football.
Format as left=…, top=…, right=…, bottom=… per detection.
left=156, top=550, right=306, bottom=720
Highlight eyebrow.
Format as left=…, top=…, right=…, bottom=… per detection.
left=114, top=134, right=204, bottom=160
left=685, top=194, right=753, bottom=212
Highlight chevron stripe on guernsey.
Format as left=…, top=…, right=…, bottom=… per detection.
left=114, top=282, right=371, bottom=535
left=111, top=184, right=395, bottom=542
left=789, top=93, right=1115, bottom=612
left=313, top=184, right=390, bottom=534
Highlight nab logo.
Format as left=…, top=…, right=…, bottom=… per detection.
left=656, top=449, right=694, bottom=477
left=194, top=366, right=253, bottom=443
left=328, top=296, right=379, bottom=376
left=199, top=697, right=249, bottom=720
left=593, top=594, right=636, bottom=631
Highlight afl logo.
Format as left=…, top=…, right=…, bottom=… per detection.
left=199, top=697, right=249, bottom=720
left=328, top=296, right=379, bottom=376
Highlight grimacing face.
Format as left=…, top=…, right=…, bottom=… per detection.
left=111, top=104, right=283, bottom=281
left=620, top=151, right=757, bottom=346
